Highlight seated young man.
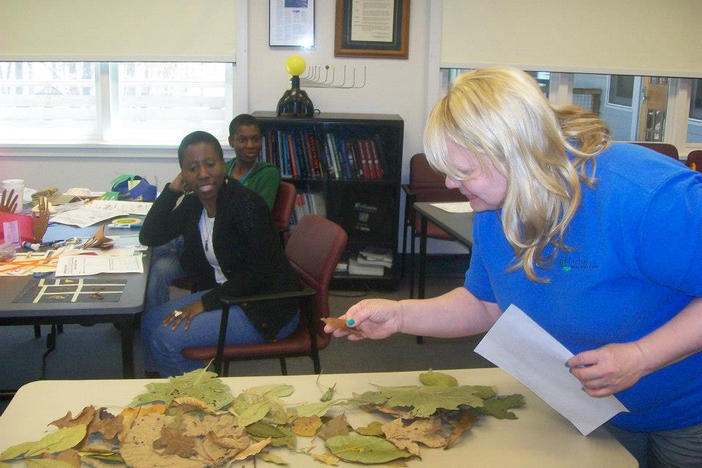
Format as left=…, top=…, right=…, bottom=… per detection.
left=145, top=114, right=281, bottom=312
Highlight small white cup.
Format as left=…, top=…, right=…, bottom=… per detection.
left=2, top=179, right=25, bottom=212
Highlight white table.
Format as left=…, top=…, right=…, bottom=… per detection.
left=0, top=368, right=636, bottom=467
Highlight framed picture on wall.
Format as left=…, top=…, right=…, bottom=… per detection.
left=269, top=0, right=315, bottom=48
left=334, top=0, right=409, bottom=59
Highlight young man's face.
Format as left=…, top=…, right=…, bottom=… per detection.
left=229, top=124, right=263, bottom=165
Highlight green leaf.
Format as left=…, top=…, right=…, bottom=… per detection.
left=326, top=435, right=411, bottom=464
left=25, top=459, right=76, bottom=468
left=0, top=425, right=86, bottom=460
left=246, top=422, right=288, bottom=439
left=130, top=368, right=233, bottom=410
left=321, top=383, right=336, bottom=402
left=247, top=384, right=294, bottom=398
left=419, top=370, right=458, bottom=387
left=357, top=385, right=494, bottom=418
left=479, top=394, right=525, bottom=419
left=293, top=400, right=343, bottom=418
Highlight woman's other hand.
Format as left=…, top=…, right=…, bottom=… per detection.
left=567, top=342, right=648, bottom=397
left=163, top=301, right=205, bottom=331
left=169, top=173, right=188, bottom=193
left=324, top=298, right=403, bottom=341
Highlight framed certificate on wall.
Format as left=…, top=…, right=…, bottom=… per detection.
left=334, top=0, right=409, bottom=59
left=269, top=0, right=316, bottom=48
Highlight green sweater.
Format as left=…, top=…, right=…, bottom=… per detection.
left=225, top=159, right=281, bottom=210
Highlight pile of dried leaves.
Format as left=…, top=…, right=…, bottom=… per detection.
left=0, top=369, right=524, bottom=467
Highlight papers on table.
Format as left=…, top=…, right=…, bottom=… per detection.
left=88, top=200, right=153, bottom=216
left=55, top=249, right=143, bottom=276
left=475, top=304, right=628, bottom=436
left=431, top=201, right=473, bottom=213
left=50, top=206, right=125, bottom=228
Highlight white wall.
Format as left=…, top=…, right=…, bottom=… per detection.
left=0, top=0, right=467, bottom=254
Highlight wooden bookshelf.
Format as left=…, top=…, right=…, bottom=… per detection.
left=253, top=111, right=403, bottom=289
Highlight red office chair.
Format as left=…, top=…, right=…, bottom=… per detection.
left=686, top=150, right=702, bottom=173
left=634, top=142, right=679, bottom=160
left=271, top=181, right=296, bottom=245
left=182, top=214, right=348, bottom=376
left=401, top=153, right=465, bottom=298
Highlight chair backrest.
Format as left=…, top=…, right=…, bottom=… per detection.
left=285, top=214, right=348, bottom=340
left=409, top=153, right=463, bottom=203
left=634, top=142, right=679, bottom=160
left=271, top=181, right=296, bottom=232
left=686, top=150, right=702, bottom=173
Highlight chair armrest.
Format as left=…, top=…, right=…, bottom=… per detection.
left=401, top=184, right=417, bottom=197
left=219, top=287, right=316, bottom=306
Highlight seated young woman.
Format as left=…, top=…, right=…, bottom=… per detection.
left=139, top=130, right=300, bottom=377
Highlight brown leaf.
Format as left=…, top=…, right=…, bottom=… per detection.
left=87, top=408, right=123, bottom=440
left=444, top=409, right=478, bottom=449
left=50, top=406, right=96, bottom=429
left=232, top=437, right=271, bottom=461
left=205, top=431, right=250, bottom=450
left=382, top=417, right=447, bottom=456
left=321, top=317, right=363, bottom=336
left=118, top=405, right=167, bottom=442
left=313, top=451, right=340, bottom=465
left=317, top=414, right=350, bottom=440
left=292, top=416, right=323, bottom=437
left=172, top=397, right=215, bottom=414
left=153, top=426, right=197, bottom=458
left=40, top=449, right=81, bottom=467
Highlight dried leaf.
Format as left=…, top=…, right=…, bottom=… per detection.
left=321, top=383, right=336, bottom=402
left=317, top=414, right=350, bottom=440
left=419, top=370, right=458, bottom=387
left=312, top=451, right=340, bottom=466
left=118, top=405, right=166, bottom=442
left=172, top=396, right=215, bottom=414
left=50, top=407, right=95, bottom=430
left=130, top=368, right=233, bottom=410
left=246, top=384, right=294, bottom=398
left=292, top=400, right=343, bottom=418
left=381, top=417, right=447, bottom=456
left=479, top=394, right=525, bottom=419
left=321, top=317, right=363, bottom=336
left=0, top=426, right=87, bottom=460
left=86, top=408, right=123, bottom=441
left=355, top=385, right=493, bottom=418
left=259, top=451, right=289, bottom=465
left=291, top=416, right=323, bottom=437
left=152, top=426, right=197, bottom=458
left=232, top=437, right=271, bottom=461
left=43, top=448, right=81, bottom=467
left=444, top=409, right=478, bottom=449
left=325, top=435, right=412, bottom=464
left=25, top=459, right=75, bottom=468
left=354, top=421, right=385, bottom=437
left=234, top=395, right=275, bottom=427
left=205, top=431, right=250, bottom=450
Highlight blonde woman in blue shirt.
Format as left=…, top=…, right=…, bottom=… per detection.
left=326, top=67, right=702, bottom=467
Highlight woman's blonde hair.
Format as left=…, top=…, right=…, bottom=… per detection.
left=424, top=67, right=610, bottom=281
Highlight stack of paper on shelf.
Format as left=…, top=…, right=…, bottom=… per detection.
left=348, top=257, right=384, bottom=276
left=357, top=247, right=393, bottom=268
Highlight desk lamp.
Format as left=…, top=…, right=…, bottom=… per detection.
left=277, top=54, right=315, bottom=117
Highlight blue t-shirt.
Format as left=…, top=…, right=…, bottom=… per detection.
left=465, top=143, right=702, bottom=431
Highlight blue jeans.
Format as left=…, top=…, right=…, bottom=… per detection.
left=146, top=237, right=186, bottom=312
left=141, top=289, right=300, bottom=377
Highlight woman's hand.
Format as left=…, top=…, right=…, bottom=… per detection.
left=163, top=301, right=205, bottom=331
left=324, top=298, right=403, bottom=341
left=567, top=342, right=649, bottom=397
left=168, top=173, right=189, bottom=193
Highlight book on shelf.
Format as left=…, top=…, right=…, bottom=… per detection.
left=348, top=257, right=385, bottom=276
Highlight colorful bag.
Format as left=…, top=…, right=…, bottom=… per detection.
left=110, top=175, right=157, bottom=202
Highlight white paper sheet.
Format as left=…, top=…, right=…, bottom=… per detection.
left=55, top=255, right=143, bottom=276
left=431, top=201, right=473, bottom=213
left=88, top=200, right=153, bottom=216
left=474, top=304, right=628, bottom=435
left=50, top=206, right=125, bottom=228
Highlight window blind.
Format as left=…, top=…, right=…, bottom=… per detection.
left=441, top=0, right=702, bottom=78
left=0, top=0, right=237, bottom=62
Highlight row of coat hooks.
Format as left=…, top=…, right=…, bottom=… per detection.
left=300, top=64, right=367, bottom=89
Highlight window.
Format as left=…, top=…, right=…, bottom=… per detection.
left=0, top=62, right=234, bottom=145
left=687, top=79, right=702, bottom=143
left=607, top=75, right=634, bottom=107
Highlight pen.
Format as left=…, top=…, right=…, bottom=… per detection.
left=41, top=239, right=65, bottom=247
left=107, top=224, right=141, bottom=229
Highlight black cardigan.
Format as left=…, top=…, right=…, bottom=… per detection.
left=139, top=178, right=301, bottom=340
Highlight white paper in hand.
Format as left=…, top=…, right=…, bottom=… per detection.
left=474, top=304, right=628, bottom=435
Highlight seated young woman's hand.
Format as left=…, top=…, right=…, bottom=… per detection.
left=163, top=301, right=205, bottom=331
left=324, top=298, right=403, bottom=341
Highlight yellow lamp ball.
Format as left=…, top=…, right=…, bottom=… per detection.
left=285, top=54, right=306, bottom=76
